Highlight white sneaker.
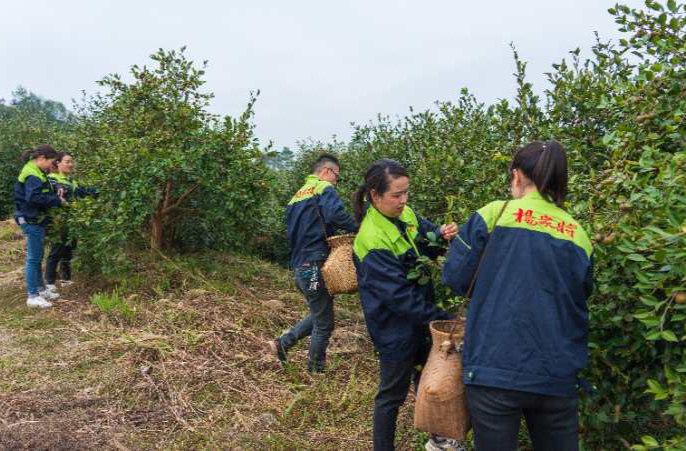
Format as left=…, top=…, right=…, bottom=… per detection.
left=27, top=295, right=53, bottom=309
left=40, top=289, right=60, bottom=301
left=60, top=280, right=74, bottom=287
left=426, top=437, right=466, bottom=451
left=46, top=284, right=58, bottom=291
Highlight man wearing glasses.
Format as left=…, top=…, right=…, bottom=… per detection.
left=270, top=154, right=358, bottom=372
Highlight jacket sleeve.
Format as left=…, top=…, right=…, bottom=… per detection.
left=584, top=255, right=594, bottom=299
left=415, top=211, right=442, bottom=240
left=318, top=186, right=358, bottom=233
left=414, top=211, right=446, bottom=259
left=24, top=175, right=62, bottom=209
left=361, top=249, right=452, bottom=325
left=442, top=212, right=489, bottom=296
left=74, top=186, right=99, bottom=199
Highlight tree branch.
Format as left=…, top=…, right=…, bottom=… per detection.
left=163, top=180, right=172, bottom=211
left=162, top=184, right=200, bottom=215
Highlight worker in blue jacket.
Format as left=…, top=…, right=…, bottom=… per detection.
left=14, top=145, right=66, bottom=308
left=270, top=154, right=358, bottom=373
left=46, top=152, right=98, bottom=290
left=352, top=159, right=459, bottom=451
left=442, top=141, right=593, bottom=451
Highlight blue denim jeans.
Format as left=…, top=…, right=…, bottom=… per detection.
left=279, top=262, right=334, bottom=372
left=466, top=385, right=579, bottom=451
left=20, top=223, right=46, bottom=296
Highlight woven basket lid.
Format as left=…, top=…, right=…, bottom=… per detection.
left=326, top=233, right=356, bottom=248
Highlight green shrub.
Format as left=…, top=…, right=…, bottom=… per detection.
left=51, top=48, right=268, bottom=274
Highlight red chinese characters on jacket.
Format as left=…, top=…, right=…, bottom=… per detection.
left=513, top=208, right=577, bottom=238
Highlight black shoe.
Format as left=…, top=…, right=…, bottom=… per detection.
left=269, top=339, right=288, bottom=364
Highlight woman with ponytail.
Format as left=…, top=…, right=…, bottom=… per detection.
left=14, top=145, right=66, bottom=308
left=442, top=141, right=593, bottom=451
left=352, top=159, right=459, bottom=451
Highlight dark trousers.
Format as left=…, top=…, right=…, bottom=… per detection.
left=279, top=262, right=334, bottom=372
left=466, top=385, right=579, bottom=451
left=45, top=239, right=74, bottom=284
left=373, top=345, right=427, bottom=451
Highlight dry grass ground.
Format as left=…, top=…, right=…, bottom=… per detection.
left=0, top=220, right=430, bottom=450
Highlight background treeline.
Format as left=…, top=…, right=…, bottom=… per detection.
left=1, top=2, right=684, bottom=449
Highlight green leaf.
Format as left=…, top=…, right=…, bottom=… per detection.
left=641, top=435, right=659, bottom=447
left=646, top=330, right=662, bottom=340
left=627, top=254, right=648, bottom=262
left=661, top=330, right=679, bottom=342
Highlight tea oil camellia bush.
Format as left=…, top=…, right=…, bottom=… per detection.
left=52, top=48, right=269, bottom=274
left=268, top=2, right=686, bottom=448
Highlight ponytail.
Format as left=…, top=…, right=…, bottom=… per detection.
left=511, top=140, right=568, bottom=207
left=352, top=159, right=409, bottom=223
left=21, top=148, right=33, bottom=164
left=352, top=184, right=368, bottom=224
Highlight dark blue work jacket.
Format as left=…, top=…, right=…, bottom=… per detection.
left=443, top=192, right=593, bottom=397
left=286, top=175, right=358, bottom=268
left=353, top=205, right=452, bottom=361
left=14, top=161, right=62, bottom=226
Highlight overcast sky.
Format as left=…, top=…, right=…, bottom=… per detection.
left=1, top=0, right=644, bottom=150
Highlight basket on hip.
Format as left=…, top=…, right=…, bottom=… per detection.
left=322, top=234, right=358, bottom=295
left=414, top=318, right=471, bottom=440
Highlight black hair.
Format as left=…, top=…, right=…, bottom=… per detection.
left=21, top=148, right=33, bottom=164
left=510, top=140, right=568, bottom=207
left=22, top=144, right=58, bottom=164
left=56, top=151, right=73, bottom=163
left=312, top=153, right=340, bottom=174
left=352, top=159, right=409, bottom=223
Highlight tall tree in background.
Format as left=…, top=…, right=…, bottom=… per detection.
left=61, top=47, right=267, bottom=271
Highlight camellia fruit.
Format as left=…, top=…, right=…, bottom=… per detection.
left=674, top=292, right=686, bottom=305
left=603, top=233, right=617, bottom=245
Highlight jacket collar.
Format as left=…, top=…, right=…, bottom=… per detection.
left=366, top=205, right=409, bottom=244
left=521, top=191, right=545, bottom=202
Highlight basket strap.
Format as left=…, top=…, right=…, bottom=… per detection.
left=465, top=200, right=509, bottom=299
left=314, top=195, right=329, bottom=241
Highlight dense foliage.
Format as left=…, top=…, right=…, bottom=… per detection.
left=1, top=49, right=268, bottom=274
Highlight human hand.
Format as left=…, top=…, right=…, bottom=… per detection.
left=440, top=223, right=458, bottom=241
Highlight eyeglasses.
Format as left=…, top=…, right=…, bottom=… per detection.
left=327, top=166, right=340, bottom=179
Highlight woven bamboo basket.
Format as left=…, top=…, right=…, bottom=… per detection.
left=414, top=319, right=471, bottom=439
left=322, top=234, right=358, bottom=295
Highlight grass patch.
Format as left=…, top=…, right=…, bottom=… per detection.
left=91, top=289, right=136, bottom=324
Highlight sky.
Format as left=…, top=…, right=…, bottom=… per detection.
left=1, top=0, right=645, bottom=150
